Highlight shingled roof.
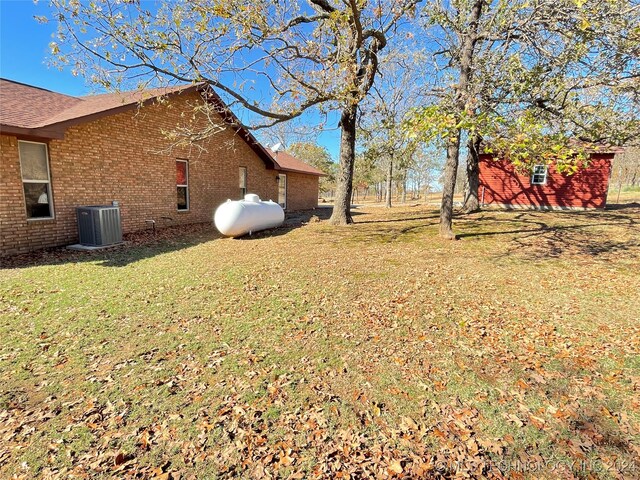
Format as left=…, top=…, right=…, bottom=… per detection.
left=0, top=79, right=82, bottom=129
left=0, top=78, right=328, bottom=176
left=267, top=149, right=326, bottom=176
left=0, top=78, right=280, bottom=170
left=0, top=79, right=199, bottom=137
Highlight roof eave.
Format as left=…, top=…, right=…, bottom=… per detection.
left=0, top=124, right=65, bottom=140
left=274, top=166, right=326, bottom=176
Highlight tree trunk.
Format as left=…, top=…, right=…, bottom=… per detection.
left=462, top=133, right=481, bottom=213
left=439, top=132, right=462, bottom=239
left=402, top=170, right=407, bottom=203
left=329, top=104, right=357, bottom=225
left=385, top=158, right=393, bottom=208
left=438, top=0, right=484, bottom=238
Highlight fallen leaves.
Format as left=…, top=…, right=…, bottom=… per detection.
left=1, top=205, right=639, bottom=478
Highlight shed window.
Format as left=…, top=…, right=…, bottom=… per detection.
left=531, top=165, right=548, bottom=185
left=19, top=141, right=54, bottom=219
left=176, top=160, right=189, bottom=211
left=239, top=166, right=247, bottom=198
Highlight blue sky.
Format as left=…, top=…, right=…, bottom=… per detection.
left=0, top=0, right=91, bottom=95
left=0, top=0, right=342, bottom=158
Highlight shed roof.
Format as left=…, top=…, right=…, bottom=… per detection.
left=567, top=139, right=625, bottom=154
left=480, top=137, right=625, bottom=156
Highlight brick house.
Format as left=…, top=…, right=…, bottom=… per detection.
left=478, top=148, right=622, bottom=210
left=0, top=79, right=324, bottom=256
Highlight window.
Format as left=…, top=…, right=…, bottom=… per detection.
left=278, top=174, right=287, bottom=209
left=239, top=166, right=247, bottom=198
left=531, top=165, right=548, bottom=185
left=176, top=160, right=189, bottom=210
left=19, top=141, right=54, bottom=219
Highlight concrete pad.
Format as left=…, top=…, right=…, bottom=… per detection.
left=66, top=242, right=125, bottom=251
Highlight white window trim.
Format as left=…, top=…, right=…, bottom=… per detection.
left=531, top=164, right=548, bottom=185
left=278, top=173, right=287, bottom=210
left=176, top=159, right=189, bottom=211
left=18, top=140, right=55, bottom=221
left=239, top=166, right=247, bottom=198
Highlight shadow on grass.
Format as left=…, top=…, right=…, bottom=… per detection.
left=4, top=205, right=639, bottom=268
left=240, top=206, right=337, bottom=240
left=0, top=223, right=220, bottom=270
left=605, top=202, right=640, bottom=211
left=236, top=206, right=374, bottom=240
left=1, top=208, right=336, bottom=269
left=353, top=211, right=441, bottom=225
left=304, top=207, right=442, bottom=245
left=456, top=209, right=640, bottom=260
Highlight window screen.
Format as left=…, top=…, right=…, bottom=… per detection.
left=176, top=160, right=189, bottom=210
left=19, top=141, right=53, bottom=219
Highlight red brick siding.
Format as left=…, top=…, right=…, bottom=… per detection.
left=283, top=172, right=319, bottom=211
left=478, top=154, right=613, bottom=209
left=1, top=93, right=282, bottom=256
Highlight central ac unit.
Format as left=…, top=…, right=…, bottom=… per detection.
left=76, top=205, right=123, bottom=246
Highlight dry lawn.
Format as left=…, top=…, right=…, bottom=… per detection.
left=1, top=205, right=639, bottom=479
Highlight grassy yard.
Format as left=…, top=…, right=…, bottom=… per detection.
left=1, top=205, right=639, bottom=479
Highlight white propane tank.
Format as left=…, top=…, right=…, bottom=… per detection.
left=214, top=194, right=285, bottom=237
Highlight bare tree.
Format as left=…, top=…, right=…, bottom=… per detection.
left=611, top=146, right=640, bottom=203
left=49, top=0, right=419, bottom=225
left=359, top=51, right=424, bottom=207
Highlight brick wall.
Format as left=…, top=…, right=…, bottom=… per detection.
left=284, top=172, right=320, bottom=211
left=1, top=92, right=286, bottom=256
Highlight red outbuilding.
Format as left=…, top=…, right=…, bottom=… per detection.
left=478, top=147, right=623, bottom=210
